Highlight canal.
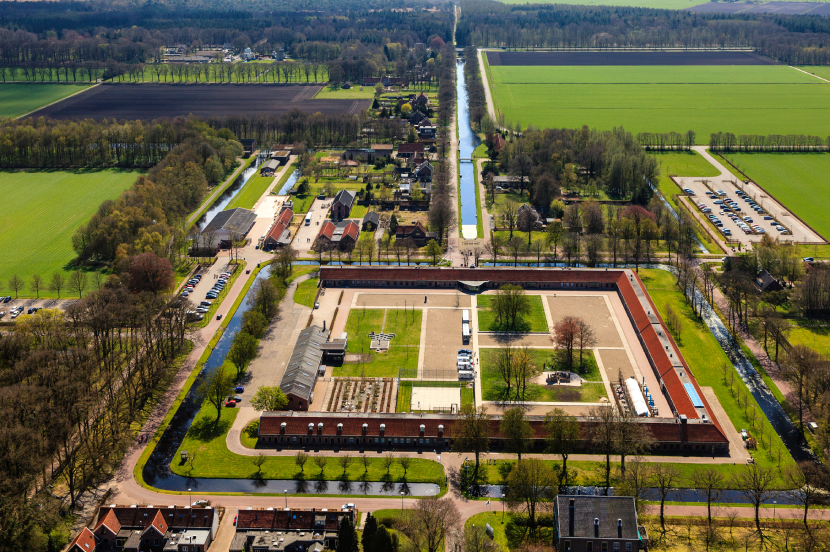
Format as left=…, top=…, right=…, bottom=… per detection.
left=457, top=59, right=480, bottom=239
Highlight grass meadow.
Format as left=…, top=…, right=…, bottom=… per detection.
left=477, top=294, right=548, bottom=332
left=485, top=62, right=830, bottom=139
left=0, top=83, right=92, bottom=118
left=718, top=152, right=830, bottom=239
left=0, top=169, right=139, bottom=297
left=499, top=0, right=705, bottom=7
left=333, top=308, right=422, bottom=378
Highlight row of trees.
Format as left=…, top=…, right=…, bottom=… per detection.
left=709, top=132, right=830, bottom=152
left=105, top=60, right=328, bottom=84
left=456, top=0, right=830, bottom=65
left=70, top=119, right=243, bottom=262
left=0, top=283, right=194, bottom=550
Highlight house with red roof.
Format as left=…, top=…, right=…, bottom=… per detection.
left=314, top=220, right=360, bottom=251
left=69, top=528, right=97, bottom=552
left=397, top=142, right=424, bottom=159
left=263, top=208, right=294, bottom=250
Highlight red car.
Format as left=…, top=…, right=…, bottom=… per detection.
left=225, top=400, right=236, bottom=407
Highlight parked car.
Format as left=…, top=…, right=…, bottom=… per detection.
left=803, top=257, right=815, bottom=262
left=217, top=314, right=223, bottom=320
left=235, top=386, right=244, bottom=393
left=225, top=400, right=236, bottom=407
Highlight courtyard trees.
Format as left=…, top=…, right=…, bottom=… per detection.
left=250, top=386, right=288, bottom=411
left=544, top=407, right=580, bottom=486
left=500, top=407, right=534, bottom=460
left=489, top=284, right=531, bottom=330
left=552, top=315, right=595, bottom=373
left=505, top=458, right=557, bottom=529
left=405, top=497, right=461, bottom=552
left=197, top=368, right=235, bottom=424
left=452, top=404, right=490, bottom=483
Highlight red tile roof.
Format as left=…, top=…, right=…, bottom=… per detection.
left=266, top=209, right=294, bottom=243
left=398, top=143, right=425, bottom=154
left=69, top=528, right=96, bottom=552
left=94, top=508, right=121, bottom=536
left=97, top=506, right=215, bottom=531
left=144, top=509, right=168, bottom=536
left=235, top=509, right=352, bottom=531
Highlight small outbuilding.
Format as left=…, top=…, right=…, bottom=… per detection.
left=362, top=212, right=380, bottom=232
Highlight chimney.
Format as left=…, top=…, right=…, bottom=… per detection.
left=594, top=518, right=599, bottom=538
left=568, top=499, right=575, bottom=537
left=617, top=519, right=622, bottom=538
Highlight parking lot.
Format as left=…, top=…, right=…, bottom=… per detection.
left=673, top=148, right=824, bottom=247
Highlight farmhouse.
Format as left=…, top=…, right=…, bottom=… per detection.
left=202, top=208, right=257, bottom=245
left=230, top=508, right=356, bottom=552
left=413, top=160, right=434, bottom=182
left=553, top=496, right=646, bottom=552
left=754, top=269, right=785, bottom=293
left=261, top=266, right=731, bottom=454
left=69, top=528, right=97, bottom=552
left=279, top=325, right=330, bottom=410
left=394, top=222, right=435, bottom=247
left=263, top=208, right=294, bottom=250
left=369, top=144, right=394, bottom=160
left=331, top=189, right=356, bottom=220
left=314, top=220, right=360, bottom=251
left=492, top=175, right=525, bottom=189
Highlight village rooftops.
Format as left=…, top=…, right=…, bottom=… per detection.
left=202, top=207, right=257, bottom=236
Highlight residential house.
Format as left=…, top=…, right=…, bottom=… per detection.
left=410, top=92, right=430, bottom=110
left=331, top=190, right=356, bottom=220
left=69, top=528, right=97, bottom=552
left=553, top=496, right=646, bottom=552
left=409, top=110, right=428, bottom=126
left=314, top=220, right=360, bottom=251
left=242, top=47, right=256, bottom=60
left=417, top=124, right=437, bottom=141
left=493, top=134, right=506, bottom=152
left=270, top=143, right=303, bottom=155
left=517, top=203, right=543, bottom=228
left=492, top=175, right=525, bottom=190
left=395, top=222, right=436, bottom=247
left=260, top=159, right=280, bottom=177
left=201, top=208, right=257, bottom=245
left=279, top=325, right=329, bottom=410
left=397, top=142, right=424, bottom=160
left=263, top=208, right=294, bottom=250
left=755, top=269, right=785, bottom=293
left=230, top=508, right=356, bottom=552
left=412, top=160, right=433, bottom=182
left=362, top=212, right=380, bottom=231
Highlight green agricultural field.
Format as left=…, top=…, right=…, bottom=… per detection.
left=0, top=83, right=93, bottom=118
left=498, top=0, right=708, bottom=7
left=333, top=308, right=422, bottom=378
left=719, top=152, right=830, bottom=239
left=226, top=174, right=274, bottom=211
left=796, top=66, right=830, bottom=82
left=0, top=169, right=139, bottom=297
left=486, top=63, right=830, bottom=140
left=313, top=85, right=375, bottom=99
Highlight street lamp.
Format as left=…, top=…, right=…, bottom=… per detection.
left=188, top=488, right=192, bottom=506
left=502, top=494, right=506, bottom=520
left=773, top=500, right=777, bottom=520
left=400, top=491, right=405, bottom=516
left=284, top=489, right=288, bottom=509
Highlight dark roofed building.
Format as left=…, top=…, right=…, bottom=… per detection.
left=260, top=158, right=280, bottom=177
left=553, top=495, right=646, bottom=552
left=239, top=139, right=256, bottom=155
left=397, top=142, right=425, bottom=159
left=331, top=189, right=356, bottom=220
left=279, top=325, right=329, bottom=410
left=202, top=208, right=257, bottom=245
left=230, top=508, right=356, bottom=552
left=755, top=269, right=784, bottom=293
left=362, top=211, right=380, bottom=231
left=87, top=505, right=218, bottom=552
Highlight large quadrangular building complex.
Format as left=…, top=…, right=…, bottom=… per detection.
left=258, top=267, right=729, bottom=455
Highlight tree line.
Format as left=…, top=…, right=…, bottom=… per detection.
left=709, top=132, right=830, bottom=152
left=456, top=0, right=830, bottom=66
left=0, top=284, right=193, bottom=551
left=0, top=117, right=240, bottom=169
left=69, top=119, right=243, bottom=262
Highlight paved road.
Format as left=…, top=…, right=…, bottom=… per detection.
left=477, top=49, right=497, bottom=123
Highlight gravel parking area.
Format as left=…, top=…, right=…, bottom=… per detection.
left=598, top=349, right=636, bottom=381
left=422, top=309, right=466, bottom=379
left=355, top=293, right=471, bottom=308
left=546, top=295, right=622, bottom=347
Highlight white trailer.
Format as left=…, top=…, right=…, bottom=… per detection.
left=462, top=322, right=471, bottom=344
left=625, top=377, right=650, bottom=417
left=458, top=370, right=474, bottom=380
left=462, top=309, right=470, bottom=325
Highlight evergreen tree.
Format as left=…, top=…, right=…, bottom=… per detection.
left=337, top=517, right=359, bottom=552
left=374, top=525, right=395, bottom=552
left=390, top=214, right=398, bottom=234
left=361, top=513, right=378, bottom=552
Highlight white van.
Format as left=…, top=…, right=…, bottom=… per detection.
left=458, top=370, right=474, bottom=380
left=462, top=322, right=471, bottom=344
left=462, top=309, right=470, bottom=325
left=305, top=213, right=312, bottom=226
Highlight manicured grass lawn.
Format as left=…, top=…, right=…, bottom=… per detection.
left=0, top=83, right=93, bottom=118
left=639, top=268, right=796, bottom=477
left=486, top=62, right=830, bottom=139
left=172, top=399, right=443, bottom=483
left=226, top=174, right=274, bottom=210
left=783, top=320, right=830, bottom=352
left=294, top=277, right=319, bottom=308
left=479, top=348, right=606, bottom=402
left=651, top=150, right=720, bottom=178
left=477, top=294, right=548, bottom=332
left=333, top=308, right=422, bottom=378
left=465, top=512, right=552, bottom=552
left=0, top=168, right=139, bottom=296
left=718, top=152, right=830, bottom=239
left=313, top=85, right=375, bottom=99
left=396, top=381, right=474, bottom=412
left=796, top=66, right=830, bottom=82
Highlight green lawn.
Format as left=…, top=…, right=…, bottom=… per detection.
left=333, top=308, right=422, bottom=378
left=0, top=169, right=139, bottom=297
left=640, top=268, right=796, bottom=476
left=651, top=150, right=720, bottom=177
left=0, top=83, right=93, bottom=118
left=498, top=0, right=706, bottom=7
left=783, top=320, right=830, bottom=352
left=314, top=85, right=376, bottom=99
left=226, top=174, right=274, bottom=210
left=476, top=294, right=548, bottom=332
left=718, top=152, right=830, bottom=239
left=479, top=348, right=605, bottom=402
left=396, top=381, right=475, bottom=413
left=795, top=66, right=830, bottom=82
left=294, top=277, right=319, bottom=308
left=172, top=399, right=443, bottom=483
left=486, top=62, right=830, bottom=139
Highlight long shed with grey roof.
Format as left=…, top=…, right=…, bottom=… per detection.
left=201, top=207, right=257, bottom=245
left=279, top=325, right=330, bottom=410
left=553, top=495, right=645, bottom=552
